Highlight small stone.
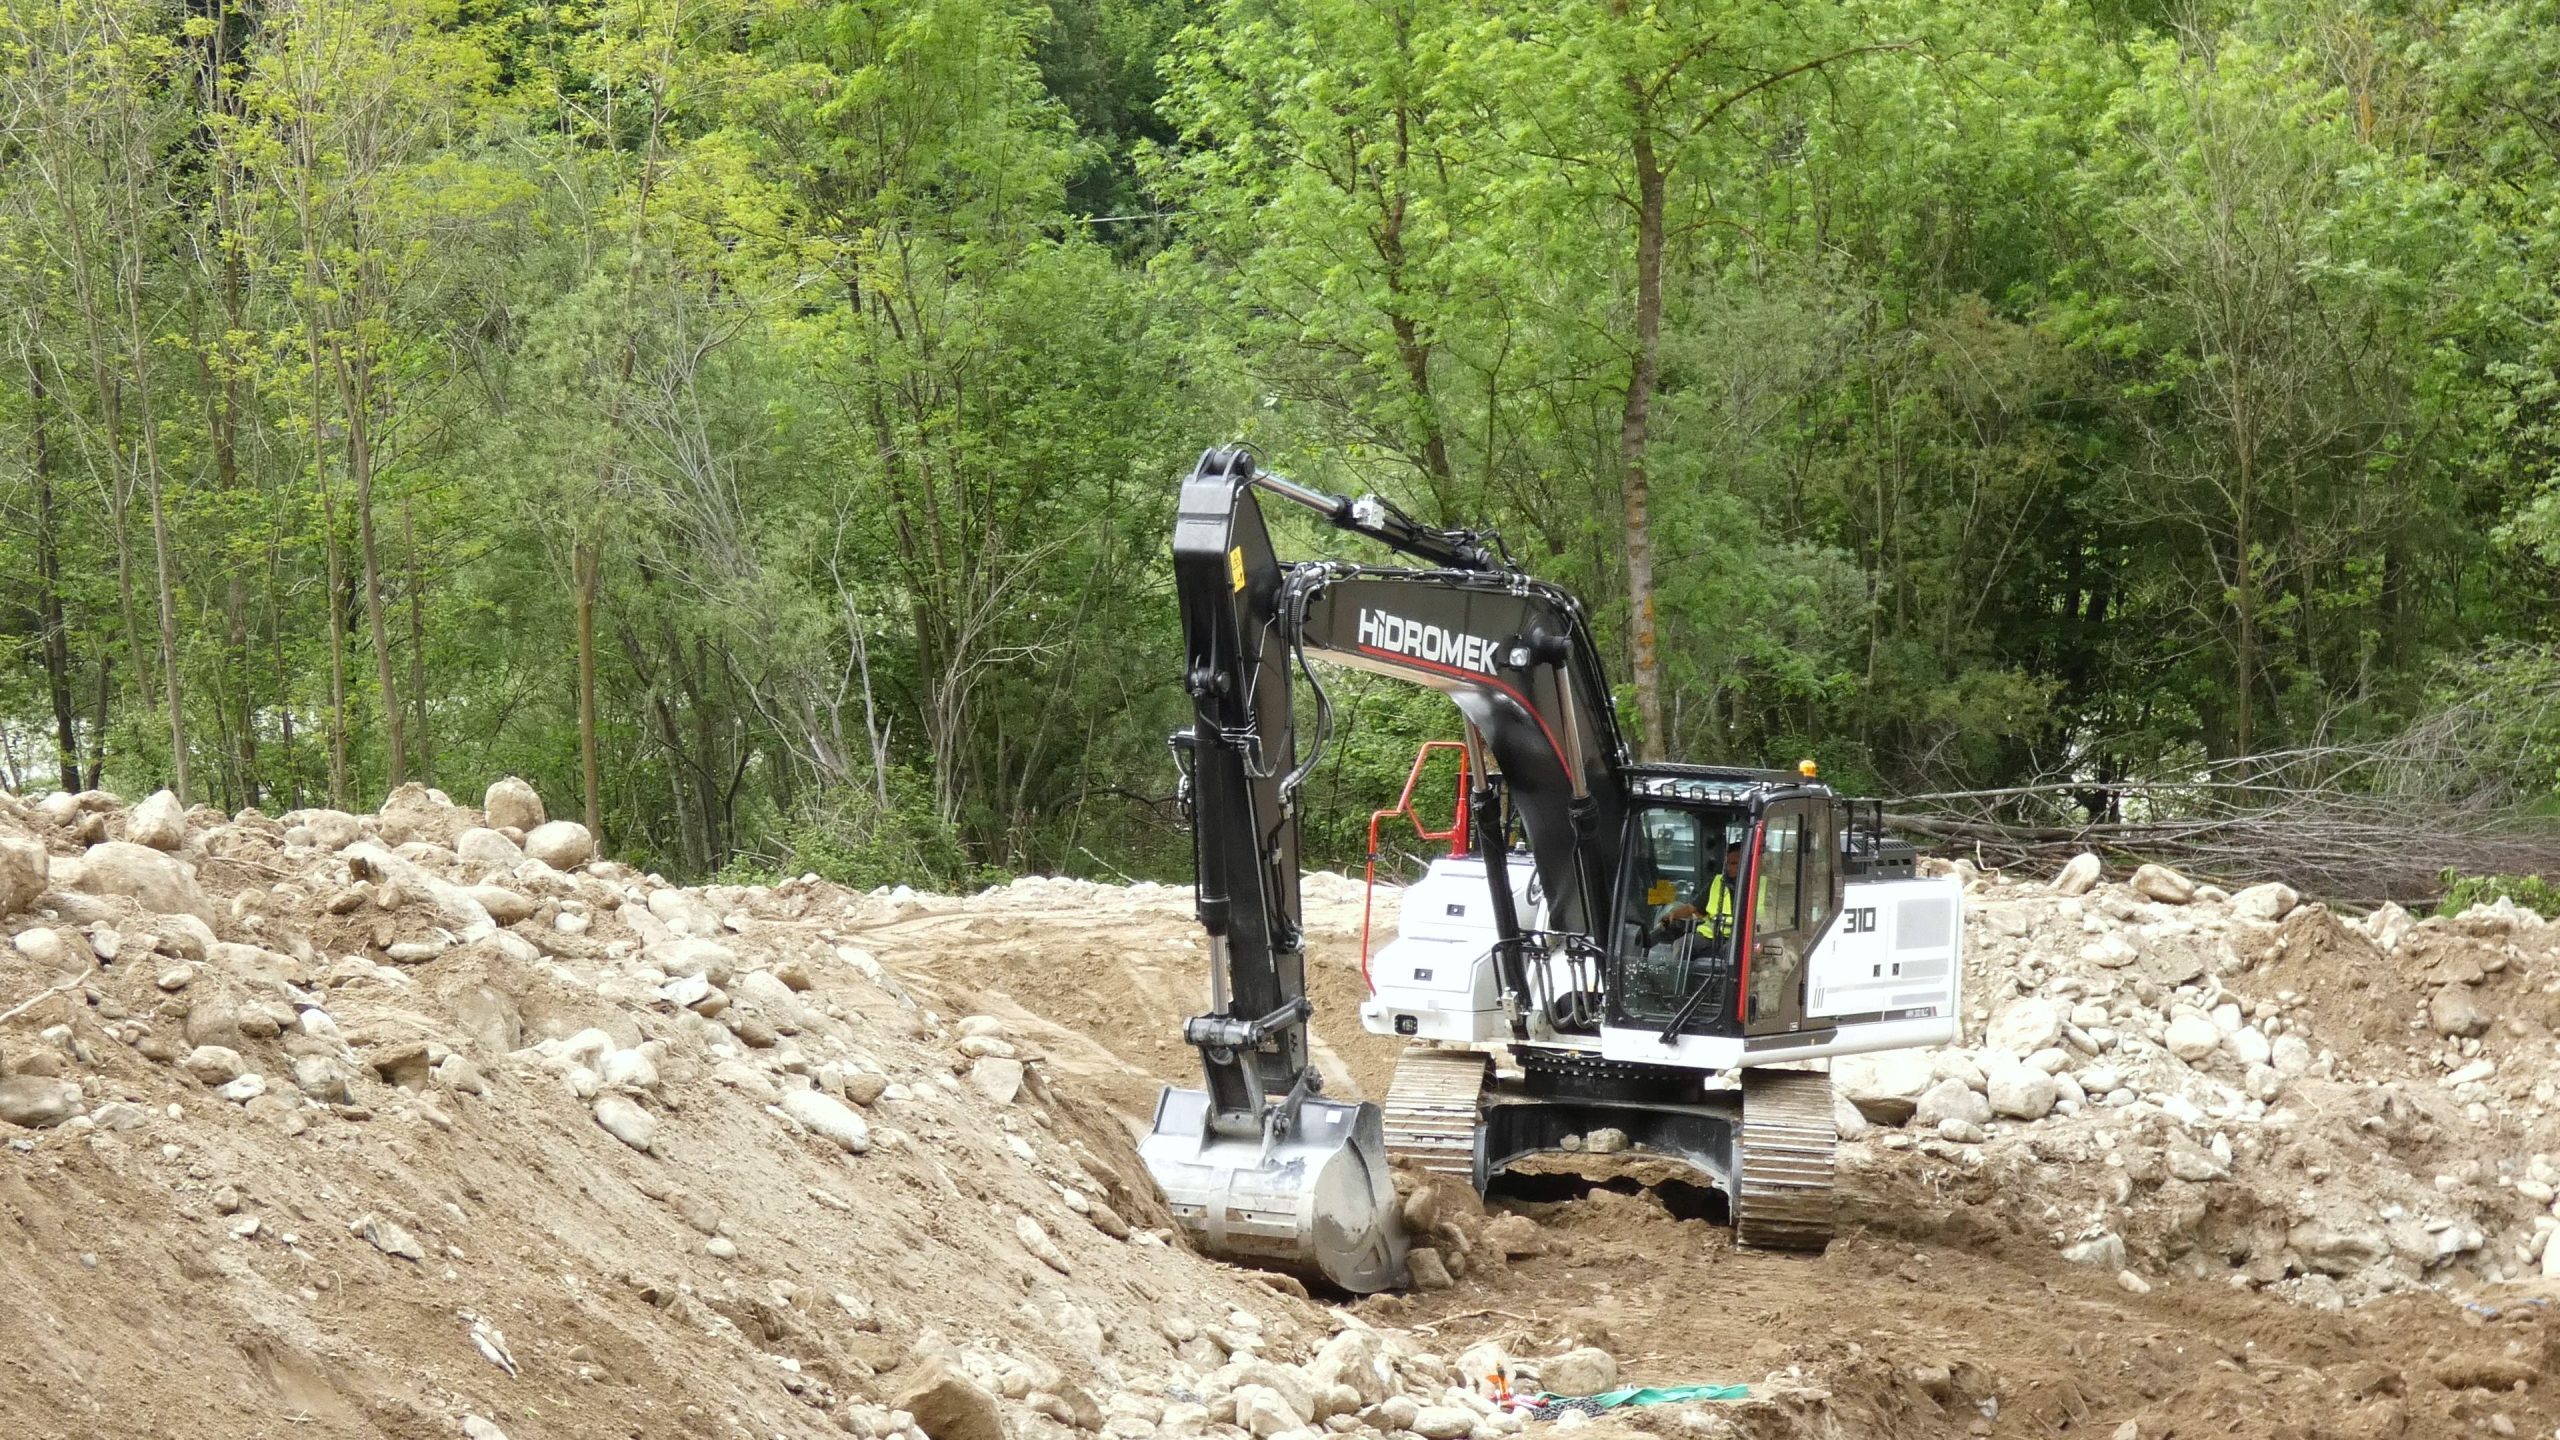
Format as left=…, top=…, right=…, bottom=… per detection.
left=1931, top=1050, right=1987, bottom=1092
left=128, top=789, right=189, bottom=850
left=13, top=927, right=69, bottom=969
left=214, top=1074, right=266, bottom=1103
left=1016, top=1213, right=1071, bottom=1274
left=2081, top=934, right=2139, bottom=969
left=969, top=1057, right=1025, bottom=1106
left=1832, top=1092, right=1871, bottom=1139
left=462, top=1417, right=511, bottom=1440
left=1406, top=1247, right=1453, bottom=1290
left=0, top=835, right=49, bottom=916
left=155, top=963, right=196, bottom=992
left=1232, top=1385, right=1296, bottom=1438
left=892, top=1358, right=1008, bottom=1440
left=355, top=1212, right=425, bottom=1260
left=2429, top=987, right=2492, bottom=1039
left=1833, top=1050, right=1934, bottom=1124
left=593, top=1093, right=657, bottom=1152
left=2225, top=1026, right=2272, bottom=1068
left=2116, top=1269, right=2152, bottom=1295
left=2164, top=1014, right=2220, bottom=1062
left=2053, top=853, right=2102, bottom=896
left=2064, top=1233, right=2127, bottom=1268
left=781, top=1087, right=872, bottom=1153
left=433, top=1056, right=486, bottom=1095
left=705, top=1235, right=739, bottom=1260
left=2230, top=883, right=2299, bottom=922
left=1086, top=1202, right=1130, bottom=1240
left=467, top=886, right=536, bottom=925
left=1987, top=998, right=2064, bottom=1056
left=183, top=1045, right=245, bottom=1085
left=73, top=840, right=216, bottom=923
left=599, top=1049, right=659, bottom=1092
left=456, top=828, right=524, bottom=874
left=2165, top=1139, right=2227, bottom=1182
left=482, top=777, right=547, bottom=832
left=1581, top=1126, right=1629, bottom=1155
left=2443, top=1058, right=2496, bottom=1088
left=1985, top=1066, right=2058, bottom=1121
left=291, top=1056, right=354, bottom=1104
left=1913, top=1078, right=1990, bottom=1129
left=523, top=820, right=596, bottom=870
left=1412, top=1407, right=1476, bottom=1440
left=1482, top=1213, right=1546, bottom=1258
left=0, top=1075, right=82, bottom=1128
left=2129, top=863, right=2194, bottom=904
left=1537, top=1347, right=1616, bottom=1397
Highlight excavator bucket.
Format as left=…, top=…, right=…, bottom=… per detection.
left=1141, top=1086, right=1407, bottom=1293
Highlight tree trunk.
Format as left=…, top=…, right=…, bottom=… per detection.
left=402, top=498, right=433, bottom=786
left=1617, top=118, right=1669, bottom=760
left=333, top=338, right=405, bottom=791
left=26, top=353, right=78, bottom=792
left=318, top=427, right=351, bottom=808
left=88, top=657, right=111, bottom=789
left=126, top=277, right=189, bottom=802
left=576, top=538, right=602, bottom=836
left=100, top=378, right=153, bottom=714
left=199, top=1, right=256, bottom=808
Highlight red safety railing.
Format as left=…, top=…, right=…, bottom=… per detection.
left=1360, top=741, right=1471, bottom=992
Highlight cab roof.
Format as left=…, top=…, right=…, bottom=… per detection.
left=1623, top=762, right=1833, bottom=806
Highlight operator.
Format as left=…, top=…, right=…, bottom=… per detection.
left=1644, top=848, right=1741, bottom=946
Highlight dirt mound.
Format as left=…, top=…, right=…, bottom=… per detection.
left=12, top=788, right=2560, bottom=1440
left=0, top=786, right=1543, bottom=1440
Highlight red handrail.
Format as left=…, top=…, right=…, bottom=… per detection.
left=1360, top=741, right=1471, bottom=992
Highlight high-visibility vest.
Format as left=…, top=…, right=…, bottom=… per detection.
left=1704, top=874, right=1736, bottom=935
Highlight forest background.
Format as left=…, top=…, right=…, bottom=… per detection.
left=4, top=0, right=2558, bottom=886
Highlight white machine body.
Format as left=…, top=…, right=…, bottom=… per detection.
left=1358, top=856, right=1558, bottom=1042
left=1361, top=855, right=1962, bottom=1069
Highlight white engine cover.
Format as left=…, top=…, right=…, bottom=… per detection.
left=1358, top=855, right=1548, bottom=1043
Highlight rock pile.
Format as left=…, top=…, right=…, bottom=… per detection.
left=1838, top=853, right=2560, bottom=1307
left=0, top=779, right=1636, bottom=1440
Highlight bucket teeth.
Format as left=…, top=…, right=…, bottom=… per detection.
left=1734, top=1068, right=1838, bottom=1252
left=1380, top=1047, right=1489, bottom=1181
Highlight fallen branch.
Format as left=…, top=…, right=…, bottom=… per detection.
left=0, top=974, right=85, bottom=1027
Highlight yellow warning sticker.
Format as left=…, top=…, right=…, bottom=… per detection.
left=1229, top=546, right=1246, bottom=592
left=1648, top=880, right=1675, bottom=906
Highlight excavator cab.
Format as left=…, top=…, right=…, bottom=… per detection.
left=1613, top=806, right=1744, bottom=1020
left=1603, top=776, right=1847, bottom=1046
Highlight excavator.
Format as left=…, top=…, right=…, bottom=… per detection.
left=1138, top=447, right=1965, bottom=1292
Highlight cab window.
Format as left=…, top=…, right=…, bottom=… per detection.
left=1757, top=814, right=1802, bottom=932
left=1614, top=804, right=1743, bottom=1020
left=1805, top=808, right=1834, bottom=930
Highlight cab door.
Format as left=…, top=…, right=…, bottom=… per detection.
left=1740, top=798, right=1843, bottom=1036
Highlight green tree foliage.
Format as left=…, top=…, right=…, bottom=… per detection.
left=0, top=0, right=2551, bottom=880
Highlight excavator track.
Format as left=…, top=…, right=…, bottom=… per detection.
left=1733, top=1068, right=1838, bottom=1251
left=1381, top=1047, right=1490, bottom=1181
